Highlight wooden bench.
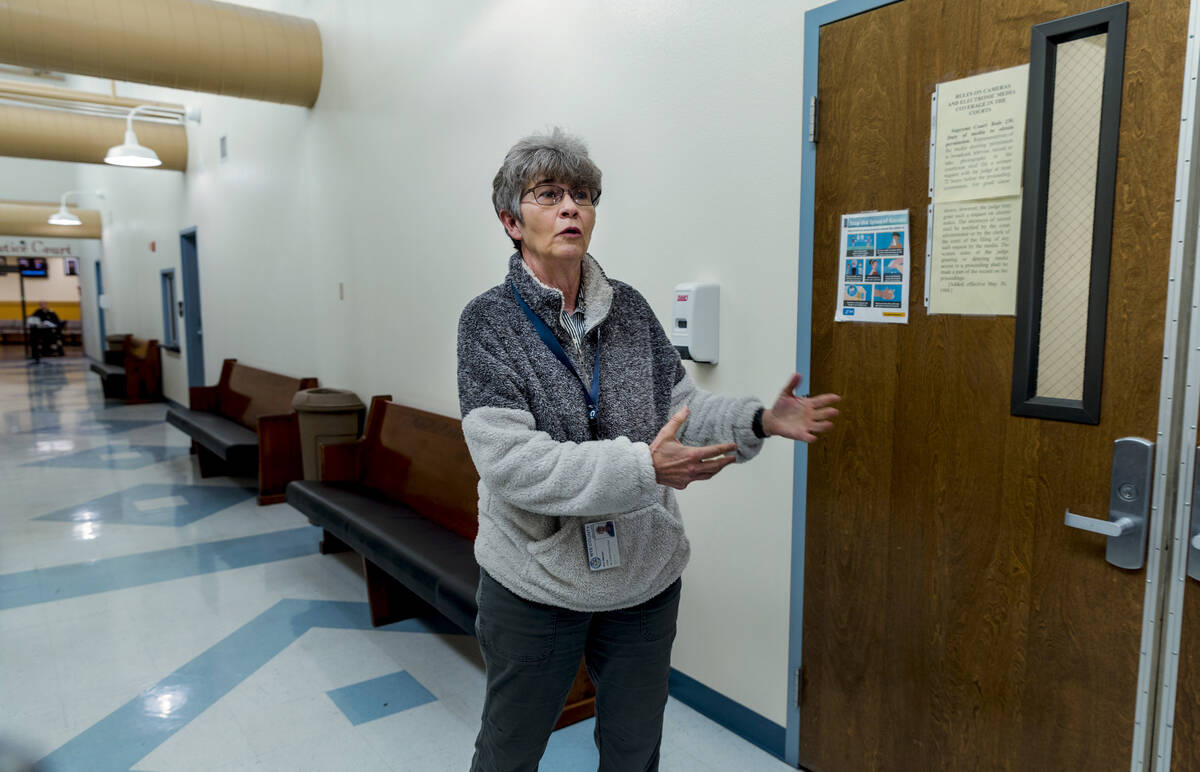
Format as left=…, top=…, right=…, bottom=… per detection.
left=0, top=319, right=23, bottom=344
left=165, top=358, right=317, bottom=505
left=62, top=320, right=82, bottom=346
left=89, top=335, right=162, bottom=402
left=285, top=396, right=597, bottom=729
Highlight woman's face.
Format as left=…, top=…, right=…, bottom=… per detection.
left=502, top=178, right=596, bottom=266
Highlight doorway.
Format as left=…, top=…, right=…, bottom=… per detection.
left=179, top=228, right=204, bottom=388
left=93, top=260, right=106, bottom=351
left=790, top=0, right=1192, bottom=769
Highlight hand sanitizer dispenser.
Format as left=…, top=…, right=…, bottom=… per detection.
left=672, top=282, right=719, bottom=364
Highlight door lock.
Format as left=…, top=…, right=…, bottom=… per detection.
left=1063, top=437, right=1154, bottom=569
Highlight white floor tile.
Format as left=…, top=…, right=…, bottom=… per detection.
left=3, top=359, right=793, bottom=772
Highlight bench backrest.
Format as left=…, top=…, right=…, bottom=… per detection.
left=214, top=358, right=318, bottom=429
left=360, top=397, right=479, bottom=540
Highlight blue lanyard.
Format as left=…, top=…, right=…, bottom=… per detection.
left=509, top=281, right=601, bottom=438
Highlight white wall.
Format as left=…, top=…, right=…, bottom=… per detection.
left=74, top=241, right=103, bottom=360
left=0, top=156, right=77, bottom=204
left=72, top=156, right=189, bottom=399
left=36, top=0, right=826, bottom=728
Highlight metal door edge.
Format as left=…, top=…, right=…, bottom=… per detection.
left=1140, top=1, right=1200, bottom=768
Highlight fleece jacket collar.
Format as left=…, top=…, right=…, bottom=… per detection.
left=508, top=252, right=614, bottom=335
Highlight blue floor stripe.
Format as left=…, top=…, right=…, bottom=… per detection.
left=37, top=483, right=256, bottom=527
left=0, top=527, right=321, bottom=610
left=23, top=443, right=189, bottom=469
left=37, top=599, right=462, bottom=772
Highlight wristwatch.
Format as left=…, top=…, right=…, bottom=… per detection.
left=752, top=407, right=768, bottom=439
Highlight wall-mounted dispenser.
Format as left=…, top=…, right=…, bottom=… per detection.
left=672, top=282, right=719, bottom=363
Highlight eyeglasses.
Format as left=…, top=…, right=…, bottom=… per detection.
left=521, top=183, right=601, bottom=208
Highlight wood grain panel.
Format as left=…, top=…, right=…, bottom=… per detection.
left=800, top=5, right=908, bottom=768
left=799, top=1, right=1184, bottom=769
left=1178, top=544, right=1200, bottom=769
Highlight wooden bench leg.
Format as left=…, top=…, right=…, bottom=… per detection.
left=554, top=659, right=597, bottom=729
left=319, top=530, right=352, bottom=554
left=362, top=557, right=435, bottom=627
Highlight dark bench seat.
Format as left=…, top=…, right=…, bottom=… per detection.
left=286, top=396, right=596, bottom=729
left=166, top=358, right=317, bottom=505
left=287, top=480, right=480, bottom=633
left=165, top=406, right=259, bottom=469
left=89, top=360, right=124, bottom=380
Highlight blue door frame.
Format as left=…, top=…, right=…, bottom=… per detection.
left=179, top=228, right=205, bottom=388
left=787, top=0, right=904, bottom=766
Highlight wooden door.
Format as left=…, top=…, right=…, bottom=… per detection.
left=1173, top=445, right=1200, bottom=768
left=799, top=1, right=1187, bottom=769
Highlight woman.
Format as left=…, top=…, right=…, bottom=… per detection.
left=457, top=129, right=840, bottom=771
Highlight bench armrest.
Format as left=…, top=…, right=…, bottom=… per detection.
left=258, top=412, right=304, bottom=501
left=189, top=385, right=219, bottom=412
left=320, top=440, right=365, bottom=482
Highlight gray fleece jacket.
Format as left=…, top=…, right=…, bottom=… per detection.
left=457, top=253, right=764, bottom=611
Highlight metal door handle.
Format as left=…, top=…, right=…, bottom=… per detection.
left=1062, top=437, right=1154, bottom=570
left=1064, top=510, right=1135, bottom=537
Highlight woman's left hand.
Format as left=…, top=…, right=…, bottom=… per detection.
left=762, top=374, right=841, bottom=443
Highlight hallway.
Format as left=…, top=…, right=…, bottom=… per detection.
left=0, top=357, right=792, bottom=771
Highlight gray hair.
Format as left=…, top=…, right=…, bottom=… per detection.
left=492, top=128, right=602, bottom=250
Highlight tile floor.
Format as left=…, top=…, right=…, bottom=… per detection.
left=0, top=355, right=795, bottom=771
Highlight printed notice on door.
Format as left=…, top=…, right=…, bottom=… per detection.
left=836, top=210, right=910, bottom=324
left=928, top=199, right=1022, bottom=315
left=927, top=64, right=1028, bottom=314
left=932, top=65, right=1029, bottom=203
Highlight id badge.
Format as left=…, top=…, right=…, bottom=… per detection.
left=584, top=520, right=621, bottom=571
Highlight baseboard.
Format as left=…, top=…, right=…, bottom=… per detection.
left=163, top=395, right=185, bottom=411
left=667, top=668, right=787, bottom=761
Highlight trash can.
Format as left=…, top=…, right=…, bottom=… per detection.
left=291, top=388, right=366, bottom=481
left=105, top=334, right=127, bottom=352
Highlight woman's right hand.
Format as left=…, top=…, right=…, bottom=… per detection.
left=650, top=406, right=737, bottom=489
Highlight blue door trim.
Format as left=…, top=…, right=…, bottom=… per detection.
left=179, top=227, right=204, bottom=388
left=787, top=0, right=904, bottom=765
left=94, top=260, right=107, bottom=349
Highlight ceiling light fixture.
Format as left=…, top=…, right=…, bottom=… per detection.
left=104, top=105, right=163, bottom=167
left=47, top=189, right=105, bottom=227
left=48, top=191, right=82, bottom=226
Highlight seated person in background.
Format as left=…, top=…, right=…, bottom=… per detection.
left=31, top=301, right=64, bottom=357
left=33, top=301, right=60, bottom=327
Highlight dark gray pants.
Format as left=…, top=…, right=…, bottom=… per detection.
left=470, top=571, right=682, bottom=772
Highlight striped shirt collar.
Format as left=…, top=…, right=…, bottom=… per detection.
left=519, top=259, right=588, bottom=350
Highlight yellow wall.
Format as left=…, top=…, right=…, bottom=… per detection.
left=0, top=299, right=79, bottom=320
